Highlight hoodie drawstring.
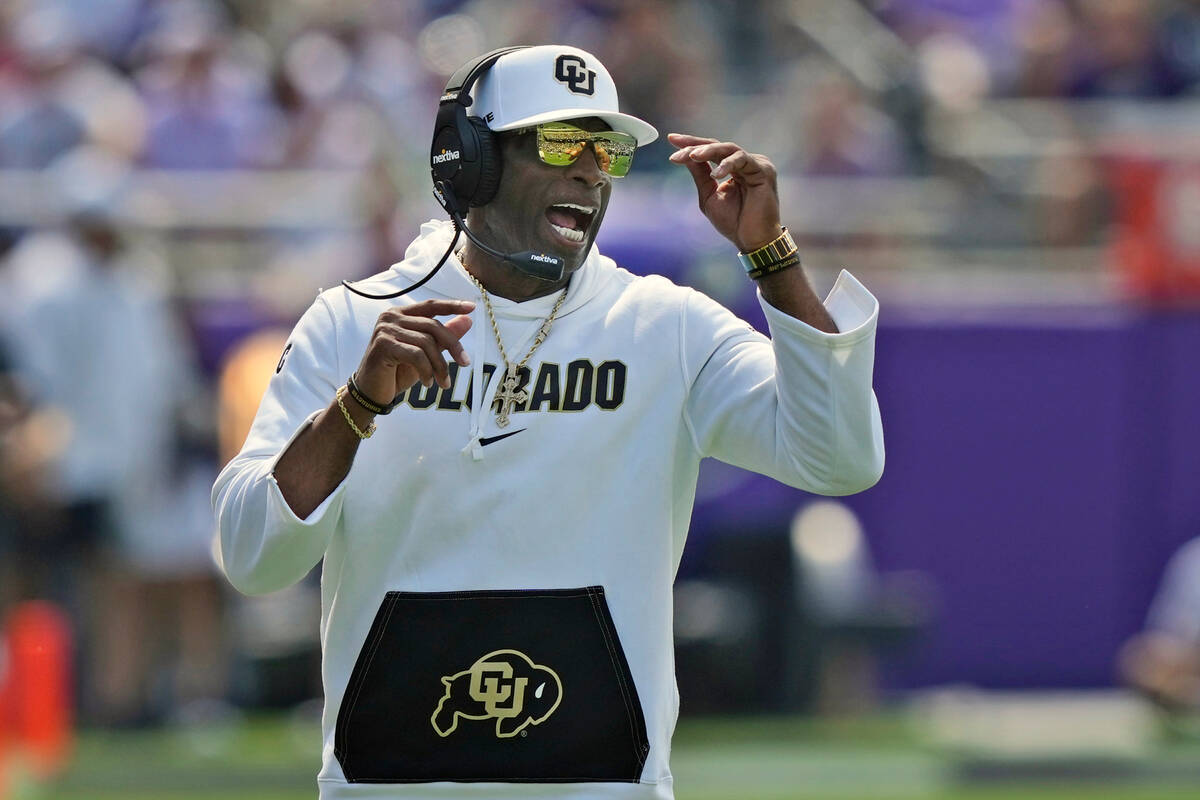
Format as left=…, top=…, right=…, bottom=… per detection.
left=462, top=301, right=487, bottom=460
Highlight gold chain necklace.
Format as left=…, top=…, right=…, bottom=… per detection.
left=462, top=254, right=567, bottom=428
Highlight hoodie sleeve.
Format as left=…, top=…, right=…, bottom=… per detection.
left=211, top=295, right=349, bottom=595
left=682, top=270, right=884, bottom=495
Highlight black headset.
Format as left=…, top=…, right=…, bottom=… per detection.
left=430, top=45, right=529, bottom=215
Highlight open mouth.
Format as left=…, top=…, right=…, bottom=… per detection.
left=545, top=202, right=597, bottom=245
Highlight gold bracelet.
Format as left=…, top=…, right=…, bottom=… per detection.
left=336, top=386, right=376, bottom=439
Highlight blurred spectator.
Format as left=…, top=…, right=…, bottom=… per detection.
left=1119, top=537, right=1200, bottom=710
left=1028, top=126, right=1106, bottom=246
left=0, top=225, right=61, bottom=615
left=1160, top=0, right=1200, bottom=91
left=874, top=0, right=1020, bottom=86
left=916, top=30, right=992, bottom=111
left=2, top=152, right=222, bottom=725
left=1010, top=0, right=1077, bottom=97
left=0, top=6, right=86, bottom=168
left=1068, top=0, right=1192, bottom=98
left=803, top=75, right=906, bottom=177
left=55, top=0, right=146, bottom=62
left=1, top=4, right=150, bottom=167
left=135, top=0, right=277, bottom=169
left=272, top=28, right=394, bottom=169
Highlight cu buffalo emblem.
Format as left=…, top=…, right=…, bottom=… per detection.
left=430, top=649, right=563, bottom=738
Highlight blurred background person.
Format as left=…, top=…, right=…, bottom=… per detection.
left=1119, top=537, right=1200, bottom=711
left=1068, top=0, right=1192, bottom=98
left=0, top=149, right=221, bottom=727
left=133, top=0, right=276, bottom=170
left=801, top=74, right=907, bottom=179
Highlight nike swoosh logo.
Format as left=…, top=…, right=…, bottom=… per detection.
left=479, top=429, right=526, bottom=447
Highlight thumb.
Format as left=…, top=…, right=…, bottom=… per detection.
left=444, top=314, right=473, bottom=367
left=445, top=314, right=473, bottom=338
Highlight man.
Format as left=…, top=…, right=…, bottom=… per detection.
left=214, top=45, right=884, bottom=798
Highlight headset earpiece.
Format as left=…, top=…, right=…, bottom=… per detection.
left=430, top=46, right=528, bottom=212
left=466, top=116, right=502, bottom=206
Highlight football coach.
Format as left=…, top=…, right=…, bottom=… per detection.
left=214, top=44, right=884, bottom=799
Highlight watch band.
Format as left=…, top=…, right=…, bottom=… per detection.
left=737, top=227, right=797, bottom=274
left=746, top=252, right=801, bottom=281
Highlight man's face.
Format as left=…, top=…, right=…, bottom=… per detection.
left=470, top=117, right=615, bottom=276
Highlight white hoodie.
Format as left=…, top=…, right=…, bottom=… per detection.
left=213, top=219, right=884, bottom=799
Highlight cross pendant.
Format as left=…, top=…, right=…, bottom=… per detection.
left=493, top=369, right=528, bottom=428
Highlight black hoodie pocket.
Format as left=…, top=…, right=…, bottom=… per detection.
left=334, top=586, right=649, bottom=784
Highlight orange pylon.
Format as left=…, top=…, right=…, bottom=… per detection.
left=0, top=631, right=10, bottom=799
left=5, top=602, right=73, bottom=778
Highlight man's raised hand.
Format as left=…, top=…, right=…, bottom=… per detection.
left=667, top=133, right=783, bottom=253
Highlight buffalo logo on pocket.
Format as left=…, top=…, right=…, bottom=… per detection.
left=430, top=649, right=562, bottom=738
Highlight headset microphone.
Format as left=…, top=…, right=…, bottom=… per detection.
left=433, top=179, right=564, bottom=282
left=455, top=219, right=565, bottom=282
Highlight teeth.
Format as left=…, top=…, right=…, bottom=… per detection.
left=554, top=202, right=596, bottom=215
left=550, top=223, right=585, bottom=242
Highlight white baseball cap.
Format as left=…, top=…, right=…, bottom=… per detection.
left=467, top=45, right=658, bottom=146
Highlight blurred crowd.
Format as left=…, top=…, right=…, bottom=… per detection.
left=0, top=0, right=1197, bottom=175
left=1, top=0, right=1200, bottom=731
left=885, top=0, right=1200, bottom=100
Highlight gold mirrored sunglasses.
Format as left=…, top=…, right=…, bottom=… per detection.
left=534, top=122, right=637, bottom=177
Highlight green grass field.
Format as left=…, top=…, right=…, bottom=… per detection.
left=12, top=713, right=1200, bottom=800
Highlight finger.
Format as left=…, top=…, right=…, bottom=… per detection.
left=402, top=317, right=470, bottom=365
left=444, top=314, right=473, bottom=366
left=396, top=298, right=476, bottom=318
left=667, top=132, right=719, bottom=148
left=381, top=339, right=435, bottom=388
left=711, top=150, right=750, bottom=180
left=713, top=151, right=772, bottom=185
left=684, top=141, right=744, bottom=163
left=406, top=318, right=467, bottom=377
left=390, top=328, right=451, bottom=389
left=667, top=134, right=721, bottom=166
left=375, top=328, right=441, bottom=388
left=374, top=335, right=436, bottom=388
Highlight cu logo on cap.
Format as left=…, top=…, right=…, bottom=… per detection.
left=554, top=54, right=596, bottom=96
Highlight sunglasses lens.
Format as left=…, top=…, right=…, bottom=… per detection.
left=537, top=129, right=585, bottom=167
left=537, top=124, right=636, bottom=177
left=593, top=133, right=635, bottom=177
